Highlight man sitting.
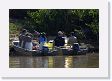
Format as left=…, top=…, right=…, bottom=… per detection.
left=54, top=31, right=65, bottom=47
left=68, top=32, right=77, bottom=46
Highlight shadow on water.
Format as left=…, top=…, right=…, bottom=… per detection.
left=9, top=53, right=99, bottom=68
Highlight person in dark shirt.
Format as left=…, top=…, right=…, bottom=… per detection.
left=54, top=31, right=65, bottom=47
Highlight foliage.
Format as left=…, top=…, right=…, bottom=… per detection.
left=9, top=9, right=99, bottom=44
left=9, top=23, right=18, bottom=34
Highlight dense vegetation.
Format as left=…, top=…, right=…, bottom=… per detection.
left=9, top=9, right=99, bottom=45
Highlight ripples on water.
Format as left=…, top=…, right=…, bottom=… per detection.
left=9, top=53, right=99, bottom=68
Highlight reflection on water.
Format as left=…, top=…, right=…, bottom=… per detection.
left=9, top=53, right=99, bottom=68
left=64, top=56, right=73, bottom=68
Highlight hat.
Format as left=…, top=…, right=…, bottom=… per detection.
left=41, top=32, right=46, bottom=35
left=58, top=31, right=63, bottom=35
left=34, top=31, right=40, bottom=35
left=22, top=29, right=27, bottom=33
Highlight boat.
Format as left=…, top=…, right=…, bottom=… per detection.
left=10, top=40, right=88, bottom=56
left=10, top=40, right=59, bottom=56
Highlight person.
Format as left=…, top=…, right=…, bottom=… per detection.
left=24, top=33, right=33, bottom=51
left=68, top=32, right=77, bottom=46
left=38, top=32, right=47, bottom=50
left=31, top=30, right=40, bottom=50
left=19, top=29, right=27, bottom=47
left=33, top=30, right=40, bottom=40
left=54, top=31, right=65, bottom=47
left=62, top=31, right=68, bottom=45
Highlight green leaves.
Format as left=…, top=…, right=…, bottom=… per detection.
left=9, top=23, right=19, bottom=34
left=9, top=9, right=99, bottom=43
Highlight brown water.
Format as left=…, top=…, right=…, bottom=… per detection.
left=9, top=53, right=99, bottom=68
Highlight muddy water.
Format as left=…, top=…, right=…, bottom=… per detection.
left=9, top=53, right=99, bottom=68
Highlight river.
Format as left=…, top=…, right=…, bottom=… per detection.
left=9, top=53, right=99, bottom=68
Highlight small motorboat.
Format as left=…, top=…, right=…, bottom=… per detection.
left=10, top=40, right=88, bottom=56
left=10, top=40, right=41, bottom=56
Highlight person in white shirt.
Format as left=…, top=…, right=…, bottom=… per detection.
left=68, top=32, right=77, bottom=46
left=24, top=33, right=33, bottom=51
left=19, top=29, right=27, bottom=48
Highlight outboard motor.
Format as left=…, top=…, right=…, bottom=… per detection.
left=72, top=43, right=80, bottom=54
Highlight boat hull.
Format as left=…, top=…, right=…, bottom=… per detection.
left=10, top=41, right=88, bottom=56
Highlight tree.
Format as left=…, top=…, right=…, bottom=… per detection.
left=9, top=9, right=99, bottom=44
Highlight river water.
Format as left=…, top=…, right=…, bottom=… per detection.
left=9, top=53, right=99, bottom=68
